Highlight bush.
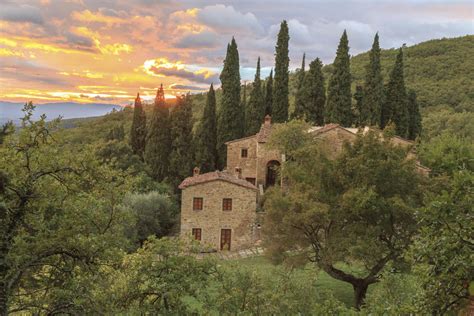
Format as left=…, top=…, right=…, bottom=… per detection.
left=121, top=191, right=178, bottom=247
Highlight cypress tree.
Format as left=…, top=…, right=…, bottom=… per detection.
left=326, top=30, right=353, bottom=126
left=217, top=37, right=242, bottom=169
left=130, top=93, right=147, bottom=158
left=241, top=82, right=247, bottom=125
left=292, top=53, right=306, bottom=119
left=354, top=85, right=365, bottom=127
left=407, top=90, right=422, bottom=140
left=363, top=33, right=384, bottom=126
left=145, top=84, right=171, bottom=182
left=382, top=48, right=408, bottom=137
left=245, top=57, right=266, bottom=135
left=195, top=84, right=218, bottom=173
left=169, top=94, right=194, bottom=187
left=272, top=20, right=290, bottom=123
left=264, top=69, right=273, bottom=116
left=301, top=58, right=326, bottom=125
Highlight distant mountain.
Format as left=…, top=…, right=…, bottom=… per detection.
left=0, top=101, right=122, bottom=125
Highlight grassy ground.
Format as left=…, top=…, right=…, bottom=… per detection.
left=224, top=256, right=358, bottom=307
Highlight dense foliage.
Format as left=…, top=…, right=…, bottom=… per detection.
left=263, top=121, right=424, bottom=309
left=0, top=103, right=133, bottom=313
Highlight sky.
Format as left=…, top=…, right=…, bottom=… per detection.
left=0, top=0, right=472, bottom=105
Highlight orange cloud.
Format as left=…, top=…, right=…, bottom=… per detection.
left=0, top=48, right=23, bottom=57
left=71, top=10, right=126, bottom=25
left=142, top=58, right=218, bottom=84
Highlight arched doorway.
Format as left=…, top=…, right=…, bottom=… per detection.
left=266, top=160, right=280, bottom=187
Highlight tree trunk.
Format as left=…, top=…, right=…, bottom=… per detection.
left=321, top=264, right=374, bottom=310
left=353, top=281, right=369, bottom=310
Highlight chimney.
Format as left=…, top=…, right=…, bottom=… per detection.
left=193, top=167, right=200, bottom=177
left=264, top=114, right=271, bottom=126
left=234, top=167, right=242, bottom=179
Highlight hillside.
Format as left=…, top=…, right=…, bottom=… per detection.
left=344, top=35, right=474, bottom=111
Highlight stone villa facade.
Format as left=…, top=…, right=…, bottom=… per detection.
left=179, top=170, right=258, bottom=251
left=179, top=116, right=428, bottom=252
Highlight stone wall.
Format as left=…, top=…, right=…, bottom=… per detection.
left=312, top=127, right=356, bottom=159
left=256, top=142, right=282, bottom=188
left=226, top=137, right=258, bottom=182
left=180, top=179, right=258, bottom=251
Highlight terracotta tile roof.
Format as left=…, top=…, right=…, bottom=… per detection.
left=178, top=171, right=258, bottom=191
left=309, top=123, right=341, bottom=135
left=224, top=134, right=256, bottom=145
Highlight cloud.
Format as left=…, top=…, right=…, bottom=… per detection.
left=71, top=9, right=127, bottom=25
left=62, top=32, right=97, bottom=51
left=0, top=4, right=44, bottom=24
left=0, top=58, right=70, bottom=86
left=143, top=58, right=219, bottom=84
left=174, top=30, right=221, bottom=49
left=149, top=65, right=218, bottom=84
left=1, top=0, right=472, bottom=105
left=197, top=5, right=264, bottom=35
left=169, top=84, right=207, bottom=91
left=288, top=19, right=312, bottom=45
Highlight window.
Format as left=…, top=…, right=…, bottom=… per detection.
left=193, top=197, right=203, bottom=210
left=222, top=198, right=232, bottom=211
left=245, top=177, right=256, bottom=185
left=192, top=228, right=202, bottom=241
left=241, top=148, right=248, bottom=158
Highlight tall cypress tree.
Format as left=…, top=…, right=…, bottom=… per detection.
left=130, top=93, right=147, bottom=158
left=292, top=53, right=306, bottom=119
left=245, top=57, right=266, bottom=135
left=363, top=33, right=384, bottom=126
left=407, top=90, right=422, bottom=140
left=382, top=48, right=408, bottom=137
left=264, top=69, right=273, bottom=116
left=145, top=84, right=171, bottom=181
left=195, top=84, right=218, bottom=173
left=354, top=85, right=365, bottom=127
left=241, top=82, right=247, bottom=125
left=272, top=20, right=290, bottom=123
left=301, top=58, right=326, bottom=125
left=169, top=94, right=194, bottom=187
left=217, top=37, right=242, bottom=169
left=326, top=30, right=352, bottom=126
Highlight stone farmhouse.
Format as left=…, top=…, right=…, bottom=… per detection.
left=179, top=116, right=428, bottom=252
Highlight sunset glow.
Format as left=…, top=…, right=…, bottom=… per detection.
left=0, top=1, right=471, bottom=105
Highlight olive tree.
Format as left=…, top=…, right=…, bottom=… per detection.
left=263, top=121, right=424, bottom=309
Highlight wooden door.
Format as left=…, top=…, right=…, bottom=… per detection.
left=220, top=229, right=231, bottom=251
